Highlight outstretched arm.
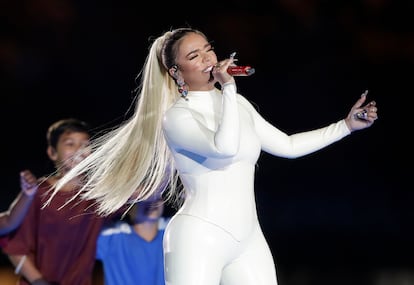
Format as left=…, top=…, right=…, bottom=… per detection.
left=242, top=90, right=378, bottom=158
left=0, top=170, right=38, bottom=235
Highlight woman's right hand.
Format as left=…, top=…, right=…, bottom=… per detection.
left=212, top=56, right=236, bottom=87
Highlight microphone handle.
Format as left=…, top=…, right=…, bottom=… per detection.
left=227, top=66, right=255, bottom=76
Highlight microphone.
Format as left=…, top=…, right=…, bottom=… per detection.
left=227, top=66, right=255, bottom=76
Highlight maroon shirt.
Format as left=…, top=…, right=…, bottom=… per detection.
left=3, top=180, right=106, bottom=285
left=0, top=235, right=8, bottom=248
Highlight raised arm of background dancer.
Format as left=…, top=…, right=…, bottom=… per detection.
left=0, top=170, right=38, bottom=235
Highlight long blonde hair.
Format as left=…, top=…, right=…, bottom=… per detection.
left=45, top=30, right=188, bottom=216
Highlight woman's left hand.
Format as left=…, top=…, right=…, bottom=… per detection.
left=345, top=90, right=378, bottom=132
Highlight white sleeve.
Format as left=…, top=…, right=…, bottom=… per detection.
left=162, top=84, right=240, bottom=158
left=240, top=97, right=351, bottom=158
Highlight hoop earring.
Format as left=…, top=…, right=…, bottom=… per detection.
left=177, top=78, right=188, bottom=101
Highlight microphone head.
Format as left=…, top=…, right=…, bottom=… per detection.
left=245, top=67, right=255, bottom=76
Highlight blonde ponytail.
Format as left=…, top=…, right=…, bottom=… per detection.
left=45, top=33, right=182, bottom=216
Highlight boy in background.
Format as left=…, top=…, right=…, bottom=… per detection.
left=3, top=118, right=107, bottom=285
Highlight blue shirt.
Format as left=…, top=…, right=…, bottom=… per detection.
left=96, top=221, right=165, bottom=285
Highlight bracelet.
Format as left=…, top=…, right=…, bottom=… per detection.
left=14, top=255, right=26, bottom=274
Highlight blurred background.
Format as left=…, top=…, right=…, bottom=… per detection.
left=1, top=0, right=413, bottom=284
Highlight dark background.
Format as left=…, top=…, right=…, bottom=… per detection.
left=1, top=0, right=412, bottom=284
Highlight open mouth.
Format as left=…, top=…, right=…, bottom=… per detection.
left=204, top=65, right=215, bottom=82
left=203, top=65, right=214, bottom=73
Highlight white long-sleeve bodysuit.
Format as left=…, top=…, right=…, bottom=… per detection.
left=162, top=84, right=350, bottom=285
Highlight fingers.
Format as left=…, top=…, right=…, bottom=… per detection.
left=214, top=59, right=232, bottom=71
left=366, top=101, right=378, bottom=120
left=354, top=109, right=368, bottom=120
left=213, top=60, right=234, bottom=84
left=367, top=101, right=377, bottom=112
left=354, top=101, right=378, bottom=121
left=352, top=90, right=378, bottom=120
left=215, top=52, right=238, bottom=71
left=346, top=90, right=378, bottom=131
left=20, top=170, right=38, bottom=196
left=353, top=90, right=368, bottom=109
left=20, top=170, right=35, bottom=184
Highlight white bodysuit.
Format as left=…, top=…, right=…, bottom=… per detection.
left=162, top=84, right=350, bottom=285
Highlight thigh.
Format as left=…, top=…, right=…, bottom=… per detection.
left=164, top=214, right=237, bottom=285
left=221, top=229, right=278, bottom=285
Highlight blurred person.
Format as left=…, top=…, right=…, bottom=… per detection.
left=50, top=27, right=378, bottom=285
left=0, top=170, right=38, bottom=247
left=3, top=118, right=107, bottom=285
left=96, top=191, right=166, bottom=285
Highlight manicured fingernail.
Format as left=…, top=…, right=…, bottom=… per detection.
left=361, top=90, right=368, bottom=97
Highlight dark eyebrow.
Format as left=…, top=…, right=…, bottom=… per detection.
left=185, top=41, right=213, bottom=58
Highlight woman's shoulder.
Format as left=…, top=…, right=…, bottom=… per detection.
left=163, top=101, right=193, bottom=129
left=166, top=96, right=191, bottom=112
